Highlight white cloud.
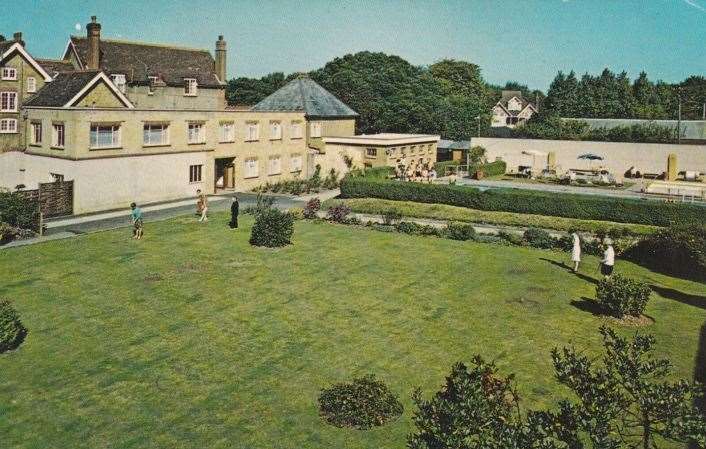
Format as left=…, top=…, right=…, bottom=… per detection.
left=74, top=23, right=82, bottom=31
left=682, top=0, right=706, bottom=12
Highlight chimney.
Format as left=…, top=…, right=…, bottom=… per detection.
left=86, top=16, right=101, bottom=70
left=0, top=35, right=5, bottom=42
left=215, top=35, right=227, bottom=82
left=13, top=32, right=24, bottom=47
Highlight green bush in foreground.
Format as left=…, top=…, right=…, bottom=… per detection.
left=318, top=374, right=403, bottom=429
left=0, top=300, right=28, bottom=353
left=596, top=274, right=652, bottom=318
left=523, top=227, right=555, bottom=249
left=249, top=208, right=294, bottom=248
left=443, top=222, right=477, bottom=241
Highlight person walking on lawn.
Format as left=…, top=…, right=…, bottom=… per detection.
left=600, top=238, right=615, bottom=279
left=130, top=202, right=143, bottom=240
left=570, top=232, right=581, bottom=272
left=229, top=196, right=239, bottom=229
left=197, top=189, right=208, bottom=222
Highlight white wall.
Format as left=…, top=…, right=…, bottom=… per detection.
left=472, top=137, right=706, bottom=176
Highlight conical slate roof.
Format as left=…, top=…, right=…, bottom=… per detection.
left=252, top=75, right=358, bottom=118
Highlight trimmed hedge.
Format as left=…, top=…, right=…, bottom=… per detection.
left=434, top=160, right=460, bottom=175
left=478, top=160, right=506, bottom=177
left=624, top=225, right=706, bottom=281
left=363, top=166, right=395, bottom=179
left=0, top=190, right=39, bottom=232
left=339, top=177, right=706, bottom=227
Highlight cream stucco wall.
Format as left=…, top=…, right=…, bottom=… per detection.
left=126, top=85, right=225, bottom=110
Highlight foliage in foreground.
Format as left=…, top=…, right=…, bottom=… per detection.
left=318, top=374, right=403, bottom=429
left=0, top=190, right=40, bottom=233
left=410, top=327, right=706, bottom=449
left=596, top=274, right=652, bottom=318
left=249, top=208, right=294, bottom=248
left=0, top=300, right=28, bottom=353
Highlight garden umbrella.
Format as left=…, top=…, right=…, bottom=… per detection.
left=578, top=153, right=604, bottom=170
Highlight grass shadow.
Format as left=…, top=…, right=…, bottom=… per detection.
left=539, top=258, right=599, bottom=285
left=650, top=285, right=706, bottom=311
left=570, top=297, right=604, bottom=316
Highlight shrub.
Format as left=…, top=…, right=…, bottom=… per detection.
left=497, top=230, right=523, bottom=246
left=523, top=227, right=555, bottom=249
left=0, top=190, right=40, bottom=231
left=0, top=222, right=18, bottom=245
left=288, top=208, right=305, bottom=220
left=595, top=274, right=652, bottom=318
left=381, top=209, right=402, bottom=225
left=243, top=192, right=277, bottom=216
left=395, top=221, right=438, bottom=236
left=303, top=198, right=321, bottom=219
left=0, top=300, right=28, bottom=353
left=624, top=225, right=706, bottom=281
left=363, top=166, right=395, bottom=179
left=322, top=168, right=340, bottom=190
left=339, top=177, right=706, bottom=227
left=478, top=160, right=506, bottom=177
left=434, top=160, right=459, bottom=175
left=326, top=203, right=352, bottom=223
left=318, top=374, right=403, bottom=429
left=444, top=222, right=476, bottom=241
left=249, top=208, right=294, bottom=248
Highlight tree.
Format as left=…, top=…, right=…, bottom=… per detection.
left=225, top=72, right=291, bottom=106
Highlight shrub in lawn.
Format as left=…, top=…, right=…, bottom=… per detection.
left=395, top=221, right=438, bottom=236
left=595, top=274, right=651, bottom=318
left=326, top=203, right=352, bottom=223
left=382, top=209, right=402, bottom=225
left=0, top=190, right=40, bottom=232
left=249, top=208, right=294, bottom=248
left=497, top=230, right=523, bottom=246
left=318, top=374, right=403, bottom=429
left=0, top=300, right=28, bottom=353
left=0, top=222, right=18, bottom=245
left=444, top=222, right=476, bottom=241
left=303, top=198, right=321, bottom=219
left=288, top=208, right=305, bottom=220
left=522, top=227, right=555, bottom=249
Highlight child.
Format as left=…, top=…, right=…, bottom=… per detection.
left=130, top=202, right=143, bottom=240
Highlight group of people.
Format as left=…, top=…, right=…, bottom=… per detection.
left=570, top=232, right=615, bottom=278
left=128, top=191, right=241, bottom=239
left=394, top=161, right=437, bottom=183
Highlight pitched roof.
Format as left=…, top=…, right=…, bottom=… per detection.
left=36, top=58, right=75, bottom=75
left=24, top=71, right=133, bottom=108
left=0, top=41, right=15, bottom=55
left=67, top=36, right=222, bottom=88
left=494, top=91, right=537, bottom=117
left=0, top=42, right=53, bottom=81
left=251, top=75, right=358, bottom=118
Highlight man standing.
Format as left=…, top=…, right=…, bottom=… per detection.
left=600, top=238, right=615, bottom=279
left=229, top=196, right=239, bottom=229
left=197, top=189, right=208, bottom=222
left=130, top=202, right=143, bottom=239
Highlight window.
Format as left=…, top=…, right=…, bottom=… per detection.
left=143, top=123, right=169, bottom=146
left=110, top=74, right=126, bottom=93
left=0, top=118, right=17, bottom=134
left=1, top=67, right=17, bottom=80
left=26, top=77, right=37, bottom=93
left=506, top=117, right=519, bottom=125
left=268, top=155, right=282, bottom=175
left=244, top=158, right=259, bottom=178
left=50, top=173, right=64, bottom=182
left=246, top=122, right=259, bottom=141
left=219, top=122, right=235, bottom=143
left=290, top=154, right=303, bottom=173
left=310, top=122, right=322, bottom=138
left=366, top=148, right=377, bottom=158
left=410, top=146, right=416, bottom=154
left=270, top=121, right=282, bottom=140
left=147, top=76, right=158, bottom=95
left=30, top=121, right=42, bottom=144
left=290, top=121, right=303, bottom=139
left=189, top=164, right=203, bottom=183
left=187, top=122, right=205, bottom=144
left=90, top=124, right=121, bottom=149
left=184, top=78, right=198, bottom=96
left=52, top=123, right=65, bottom=148
left=0, top=92, right=17, bottom=111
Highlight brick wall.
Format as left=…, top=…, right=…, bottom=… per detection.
left=38, top=180, right=73, bottom=218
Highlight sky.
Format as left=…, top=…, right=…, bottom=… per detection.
left=2, top=0, right=705, bottom=91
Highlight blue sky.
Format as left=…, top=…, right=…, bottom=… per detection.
left=3, top=0, right=705, bottom=90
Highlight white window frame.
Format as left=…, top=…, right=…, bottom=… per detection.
left=30, top=121, right=42, bottom=144
left=0, top=118, right=18, bottom=134
left=1, top=67, right=17, bottom=80
left=110, top=74, right=127, bottom=94
left=184, top=78, right=198, bottom=96
left=52, top=123, right=65, bottom=148
left=0, top=92, right=18, bottom=112
left=310, top=121, right=322, bottom=138
left=189, top=164, right=203, bottom=183
left=290, top=121, right=303, bottom=139
left=246, top=122, right=259, bottom=141
left=89, top=124, right=121, bottom=150
left=219, top=121, right=235, bottom=143
left=26, top=77, right=37, bottom=93
left=268, top=155, right=282, bottom=175
left=269, top=121, right=282, bottom=140
left=290, top=154, right=303, bottom=173
left=187, top=122, right=206, bottom=144
left=143, top=123, right=170, bottom=146
left=147, top=76, right=158, bottom=95
left=244, top=158, right=259, bottom=179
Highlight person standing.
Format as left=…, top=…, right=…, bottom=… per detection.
left=130, top=202, right=143, bottom=240
left=229, top=196, right=239, bottom=229
left=600, top=238, right=615, bottom=279
left=197, top=189, right=208, bottom=222
left=570, top=232, right=581, bottom=272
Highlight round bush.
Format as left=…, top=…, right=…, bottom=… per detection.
left=523, top=227, right=555, bottom=249
left=318, top=374, right=403, bottom=429
left=595, top=274, right=652, bottom=318
left=0, top=300, right=28, bottom=353
left=444, top=222, right=477, bottom=241
left=249, top=208, right=294, bottom=248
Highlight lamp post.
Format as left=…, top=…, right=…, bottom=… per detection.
left=476, top=116, right=481, bottom=137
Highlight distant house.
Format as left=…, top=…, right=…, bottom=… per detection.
left=491, top=90, right=537, bottom=128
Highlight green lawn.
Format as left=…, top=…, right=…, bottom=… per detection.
left=0, top=213, right=704, bottom=449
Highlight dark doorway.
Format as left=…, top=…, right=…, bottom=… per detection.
left=215, top=158, right=236, bottom=191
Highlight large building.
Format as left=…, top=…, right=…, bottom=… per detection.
left=0, top=17, right=438, bottom=215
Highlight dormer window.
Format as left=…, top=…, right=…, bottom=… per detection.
left=1, top=67, right=17, bottom=80
left=184, top=78, right=198, bottom=96
left=147, top=76, right=158, bottom=95
left=110, top=74, right=127, bottom=93
left=507, top=98, right=522, bottom=111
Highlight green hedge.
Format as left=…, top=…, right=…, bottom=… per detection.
left=477, top=160, right=506, bottom=177
left=434, top=160, right=460, bottom=174
left=363, top=166, right=395, bottom=179
left=339, top=178, right=706, bottom=227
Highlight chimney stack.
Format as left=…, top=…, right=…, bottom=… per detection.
left=215, top=35, right=227, bottom=83
left=13, top=32, right=24, bottom=47
left=0, top=35, right=5, bottom=42
left=86, top=16, right=101, bottom=70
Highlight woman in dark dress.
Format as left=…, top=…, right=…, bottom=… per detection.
left=229, top=196, right=239, bottom=229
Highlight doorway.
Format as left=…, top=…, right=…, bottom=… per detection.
left=215, top=157, right=236, bottom=191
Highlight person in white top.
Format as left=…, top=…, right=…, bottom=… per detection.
left=570, top=232, right=581, bottom=272
left=600, top=238, right=615, bottom=278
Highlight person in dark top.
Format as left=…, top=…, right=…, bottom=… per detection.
left=229, top=196, right=239, bottom=229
